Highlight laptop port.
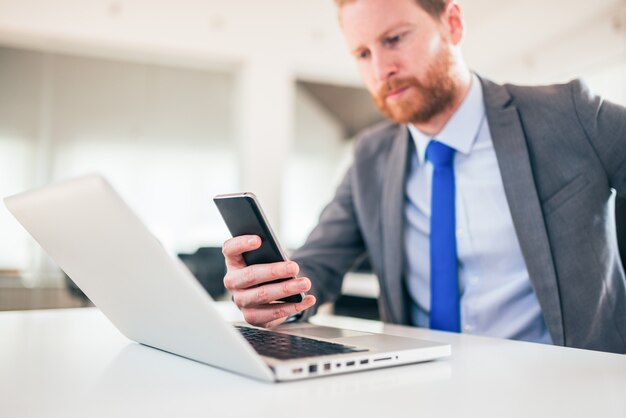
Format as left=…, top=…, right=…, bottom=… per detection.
left=309, top=364, right=318, bottom=373
left=291, top=367, right=303, bottom=374
left=346, top=361, right=355, bottom=367
left=323, top=363, right=331, bottom=371
left=360, top=359, right=369, bottom=365
left=373, top=357, right=392, bottom=362
left=336, top=363, right=341, bottom=368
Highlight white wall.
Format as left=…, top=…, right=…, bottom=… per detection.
left=584, top=61, right=626, bottom=105
left=282, top=84, right=352, bottom=248
left=0, top=47, right=238, bottom=284
left=47, top=52, right=238, bottom=259
left=0, top=48, right=44, bottom=274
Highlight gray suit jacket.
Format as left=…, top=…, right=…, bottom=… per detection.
left=291, top=77, right=626, bottom=354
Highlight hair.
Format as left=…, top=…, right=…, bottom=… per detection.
left=334, top=0, right=448, bottom=19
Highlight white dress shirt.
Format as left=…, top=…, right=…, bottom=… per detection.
left=404, top=74, right=552, bottom=343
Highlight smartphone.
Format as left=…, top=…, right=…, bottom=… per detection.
left=213, top=192, right=305, bottom=304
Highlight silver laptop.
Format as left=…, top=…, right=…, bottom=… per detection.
left=4, top=174, right=450, bottom=382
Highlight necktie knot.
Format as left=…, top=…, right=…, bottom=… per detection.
left=426, top=140, right=455, bottom=167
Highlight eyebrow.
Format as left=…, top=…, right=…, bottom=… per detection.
left=350, top=22, right=415, bottom=55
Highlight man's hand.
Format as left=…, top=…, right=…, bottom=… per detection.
left=222, top=235, right=316, bottom=328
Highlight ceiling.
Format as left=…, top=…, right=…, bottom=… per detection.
left=460, top=0, right=625, bottom=72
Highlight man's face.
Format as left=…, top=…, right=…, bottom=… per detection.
left=340, top=0, right=459, bottom=124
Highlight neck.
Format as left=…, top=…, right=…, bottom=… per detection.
left=411, top=67, right=472, bottom=137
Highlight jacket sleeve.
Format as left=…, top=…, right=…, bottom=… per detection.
left=571, top=79, right=626, bottom=195
left=290, top=163, right=367, bottom=320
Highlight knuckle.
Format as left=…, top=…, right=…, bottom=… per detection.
left=270, top=263, right=282, bottom=278
left=290, top=303, right=300, bottom=315
left=256, top=287, right=270, bottom=305
left=238, top=291, right=256, bottom=308
left=242, top=267, right=256, bottom=287
left=273, top=307, right=287, bottom=320
left=295, top=296, right=312, bottom=312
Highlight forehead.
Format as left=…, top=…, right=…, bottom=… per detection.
left=339, top=0, right=435, bottom=47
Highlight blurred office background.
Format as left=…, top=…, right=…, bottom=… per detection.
left=0, top=0, right=625, bottom=311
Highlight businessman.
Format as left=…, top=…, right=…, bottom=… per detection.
left=222, top=0, right=626, bottom=353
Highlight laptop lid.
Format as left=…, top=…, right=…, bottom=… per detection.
left=4, top=174, right=274, bottom=382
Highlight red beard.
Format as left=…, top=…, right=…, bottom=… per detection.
left=372, top=46, right=458, bottom=124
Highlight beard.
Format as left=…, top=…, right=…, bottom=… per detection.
left=371, top=44, right=458, bottom=124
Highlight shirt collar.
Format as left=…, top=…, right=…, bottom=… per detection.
left=407, top=73, right=485, bottom=165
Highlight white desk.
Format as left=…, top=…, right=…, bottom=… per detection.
left=1, top=305, right=624, bottom=418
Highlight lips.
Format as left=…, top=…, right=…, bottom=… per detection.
left=386, top=86, right=409, bottom=100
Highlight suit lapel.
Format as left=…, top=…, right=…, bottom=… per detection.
left=381, top=126, right=411, bottom=324
left=480, top=77, right=565, bottom=346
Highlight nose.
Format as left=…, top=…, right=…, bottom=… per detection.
left=371, top=50, right=398, bottom=83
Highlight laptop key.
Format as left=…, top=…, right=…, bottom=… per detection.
left=236, top=326, right=368, bottom=360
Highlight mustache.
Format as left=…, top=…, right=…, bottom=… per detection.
left=376, top=77, right=421, bottom=99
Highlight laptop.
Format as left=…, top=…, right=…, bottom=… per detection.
left=4, top=174, right=450, bottom=382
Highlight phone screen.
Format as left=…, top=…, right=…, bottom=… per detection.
left=213, top=193, right=305, bottom=304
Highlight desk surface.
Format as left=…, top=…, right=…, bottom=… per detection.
left=1, top=304, right=625, bottom=418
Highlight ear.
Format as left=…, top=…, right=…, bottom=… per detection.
left=443, top=2, right=464, bottom=45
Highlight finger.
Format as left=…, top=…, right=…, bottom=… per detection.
left=232, top=277, right=311, bottom=308
left=222, top=235, right=261, bottom=269
left=263, top=317, right=288, bottom=329
left=224, top=261, right=299, bottom=290
left=242, top=295, right=316, bottom=327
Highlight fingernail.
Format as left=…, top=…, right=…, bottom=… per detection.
left=299, top=278, right=309, bottom=290
left=247, top=237, right=257, bottom=245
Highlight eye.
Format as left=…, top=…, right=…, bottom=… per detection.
left=356, top=49, right=370, bottom=60
left=383, top=32, right=406, bottom=48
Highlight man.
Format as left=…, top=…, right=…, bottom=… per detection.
left=222, top=0, right=626, bottom=353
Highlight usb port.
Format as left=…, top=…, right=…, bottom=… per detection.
left=309, top=364, right=318, bottom=373
left=346, top=361, right=355, bottom=367
left=360, top=359, right=369, bottom=365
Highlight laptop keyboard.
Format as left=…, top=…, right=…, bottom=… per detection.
left=236, top=325, right=368, bottom=360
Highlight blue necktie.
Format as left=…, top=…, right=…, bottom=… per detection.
left=426, top=140, right=460, bottom=332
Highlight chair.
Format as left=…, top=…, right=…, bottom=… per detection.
left=177, top=247, right=227, bottom=300
left=333, top=254, right=380, bottom=320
